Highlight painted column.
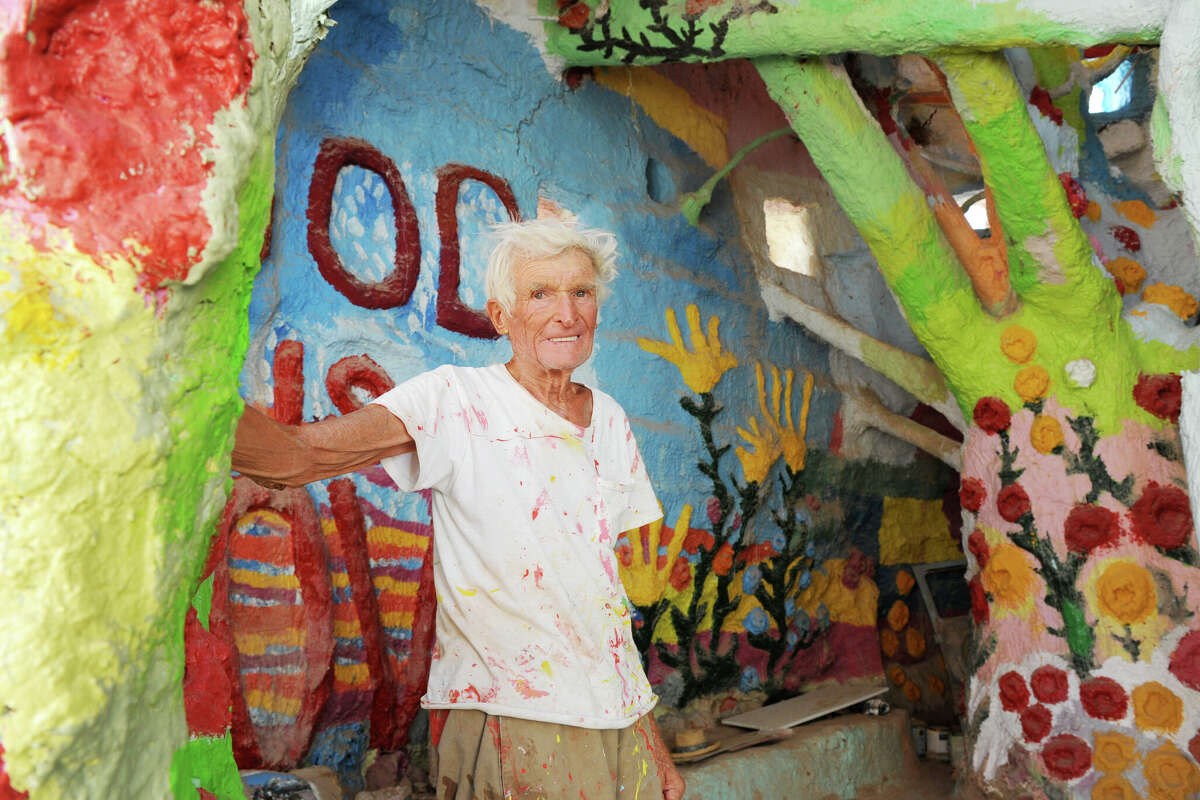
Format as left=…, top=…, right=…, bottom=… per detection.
left=756, top=53, right=1200, bottom=797
left=0, top=2, right=333, bottom=798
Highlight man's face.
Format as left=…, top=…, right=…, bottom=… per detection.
left=488, top=247, right=599, bottom=376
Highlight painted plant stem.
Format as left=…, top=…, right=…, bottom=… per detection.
left=680, top=125, right=793, bottom=225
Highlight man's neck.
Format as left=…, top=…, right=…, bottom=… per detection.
left=505, top=360, right=592, bottom=427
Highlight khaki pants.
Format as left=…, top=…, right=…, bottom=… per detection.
left=430, top=709, right=664, bottom=800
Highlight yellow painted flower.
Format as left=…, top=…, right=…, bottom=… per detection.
left=1143, top=283, right=1200, bottom=321
left=734, top=362, right=814, bottom=483
left=905, top=627, right=926, bottom=658
left=887, top=599, right=910, bottom=632
left=1030, top=414, right=1065, bottom=454
left=617, top=504, right=691, bottom=607
left=1107, top=257, right=1146, bottom=293
left=1093, top=731, right=1138, bottom=774
left=1000, top=325, right=1037, bottom=363
left=1143, top=743, right=1200, bottom=800
left=1096, top=560, right=1157, bottom=625
left=1014, top=364, right=1050, bottom=403
left=637, top=304, right=738, bottom=394
left=981, top=542, right=1037, bottom=610
left=1132, top=681, right=1183, bottom=734
left=880, top=628, right=899, bottom=658
left=1091, top=775, right=1140, bottom=800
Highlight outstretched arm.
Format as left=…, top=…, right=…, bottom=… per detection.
left=646, top=715, right=685, bottom=800
left=232, top=402, right=414, bottom=488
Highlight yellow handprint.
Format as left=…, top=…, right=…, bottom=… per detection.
left=735, top=362, right=815, bottom=484
left=618, top=504, right=693, bottom=607
left=637, top=304, right=738, bottom=395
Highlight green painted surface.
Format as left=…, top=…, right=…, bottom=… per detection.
left=170, top=734, right=247, bottom=800
left=542, top=0, right=1162, bottom=65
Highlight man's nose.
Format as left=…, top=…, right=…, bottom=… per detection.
left=553, top=292, right=578, bottom=324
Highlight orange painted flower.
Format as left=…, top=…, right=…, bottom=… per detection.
left=888, top=664, right=907, bottom=687
left=887, top=600, right=910, bottom=632
left=1030, top=414, right=1065, bottom=454
left=1133, top=681, right=1184, bottom=734
left=880, top=628, right=899, bottom=658
left=1000, top=325, right=1037, bottom=363
left=903, top=679, right=921, bottom=702
left=1107, top=257, right=1146, bottom=293
left=1091, top=775, right=1140, bottom=800
left=1014, top=364, right=1051, bottom=403
left=928, top=674, right=945, bottom=696
left=895, top=570, right=915, bottom=596
left=1095, top=560, right=1157, bottom=625
left=982, top=543, right=1036, bottom=610
left=1093, top=731, right=1138, bottom=774
left=1143, top=283, right=1200, bottom=321
left=1143, top=743, right=1200, bottom=800
left=905, top=627, right=926, bottom=658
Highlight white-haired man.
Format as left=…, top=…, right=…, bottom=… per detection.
left=233, top=219, right=685, bottom=799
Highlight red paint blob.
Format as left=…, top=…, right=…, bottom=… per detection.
left=1030, top=665, right=1069, bottom=704
left=1080, top=676, right=1127, bottom=720
left=1058, top=173, right=1088, bottom=218
left=1029, top=87, right=1064, bottom=125
left=960, top=478, right=986, bottom=513
left=1020, top=703, right=1053, bottom=743
left=1111, top=225, right=1141, bottom=252
left=996, top=483, right=1031, bottom=523
left=1064, top=504, right=1121, bottom=554
left=1169, top=629, right=1200, bottom=692
left=998, top=670, right=1029, bottom=712
left=973, top=397, right=1011, bottom=435
left=1040, top=733, right=1092, bottom=780
left=0, top=0, right=255, bottom=287
left=1129, top=481, right=1193, bottom=550
left=1133, top=373, right=1183, bottom=424
left=969, top=577, right=989, bottom=625
left=967, top=528, right=989, bottom=567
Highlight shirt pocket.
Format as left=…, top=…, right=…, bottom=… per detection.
left=596, top=478, right=636, bottom=544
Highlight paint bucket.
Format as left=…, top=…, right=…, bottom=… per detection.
left=949, top=733, right=965, bottom=767
left=910, top=720, right=927, bottom=758
left=927, top=726, right=950, bottom=761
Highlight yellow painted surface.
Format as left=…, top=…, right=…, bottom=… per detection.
left=333, top=619, right=362, bottom=638
left=230, top=568, right=300, bottom=590
left=1142, top=283, right=1200, bottom=320
left=372, top=576, right=420, bottom=595
left=242, top=690, right=302, bottom=717
left=235, top=629, right=305, bottom=656
left=335, top=663, right=371, bottom=686
left=1113, top=199, right=1157, bottom=229
left=366, top=525, right=428, bottom=549
left=380, top=610, right=415, bottom=629
left=1106, top=257, right=1146, bottom=293
left=638, top=304, right=737, bottom=396
left=877, top=497, right=961, bottom=565
left=793, top=559, right=878, bottom=627
left=593, top=67, right=728, bottom=168
left=618, top=505, right=691, bottom=608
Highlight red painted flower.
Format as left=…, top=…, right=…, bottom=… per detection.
left=1064, top=504, right=1121, bottom=554
left=969, top=577, right=989, bottom=625
left=737, top=542, right=776, bottom=565
left=1080, top=677, right=1128, bottom=720
left=712, top=542, right=734, bottom=576
left=973, top=397, right=1012, bottom=434
left=1020, top=703, right=1053, bottom=743
left=997, top=483, right=1032, bottom=523
left=1059, top=173, right=1088, bottom=218
left=557, top=1, right=591, bottom=29
left=967, top=528, right=990, bottom=567
left=669, top=558, right=692, bottom=592
left=1040, top=734, right=1092, bottom=780
left=1129, top=482, right=1193, bottom=550
left=999, top=670, right=1030, bottom=712
left=1169, top=629, right=1200, bottom=692
left=1133, top=373, right=1182, bottom=423
left=682, top=528, right=716, bottom=554
left=960, top=478, right=986, bottom=513
left=1031, top=665, right=1069, bottom=704
left=1111, top=225, right=1141, bottom=252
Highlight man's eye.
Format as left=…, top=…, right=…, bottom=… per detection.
left=532, top=290, right=546, bottom=299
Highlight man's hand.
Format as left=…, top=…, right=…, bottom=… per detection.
left=644, top=715, right=686, bottom=800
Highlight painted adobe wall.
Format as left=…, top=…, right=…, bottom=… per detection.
left=217, top=0, right=962, bottom=789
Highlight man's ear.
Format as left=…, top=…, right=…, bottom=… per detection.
left=486, top=299, right=507, bottom=336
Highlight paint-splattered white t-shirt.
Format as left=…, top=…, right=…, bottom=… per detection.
left=372, top=364, right=662, bottom=728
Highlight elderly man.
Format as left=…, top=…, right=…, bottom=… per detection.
left=233, top=219, right=685, bottom=800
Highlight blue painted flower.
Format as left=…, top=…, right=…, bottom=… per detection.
left=786, top=626, right=800, bottom=647
left=742, top=565, right=762, bottom=594
left=796, top=507, right=813, bottom=527
left=743, top=607, right=770, bottom=635
left=815, top=603, right=831, bottom=629
left=798, top=569, right=812, bottom=590
left=769, top=530, right=788, bottom=553
left=784, top=597, right=795, bottom=620
left=805, top=541, right=816, bottom=559
left=794, top=608, right=811, bottom=636
left=740, top=666, right=762, bottom=692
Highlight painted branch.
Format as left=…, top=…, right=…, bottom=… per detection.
left=935, top=52, right=1106, bottom=306
left=841, top=391, right=963, bottom=470
left=759, top=281, right=964, bottom=431
left=754, top=57, right=980, bottom=351
left=542, top=0, right=1167, bottom=64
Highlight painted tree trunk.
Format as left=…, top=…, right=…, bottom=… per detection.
left=752, top=54, right=1200, bottom=796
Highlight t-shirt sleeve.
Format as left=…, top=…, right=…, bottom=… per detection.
left=602, top=398, right=662, bottom=533
left=370, top=366, right=463, bottom=492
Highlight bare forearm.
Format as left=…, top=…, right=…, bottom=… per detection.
left=646, top=714, right=685, bottom=800
left=232, top=403, right=413, bottom=487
